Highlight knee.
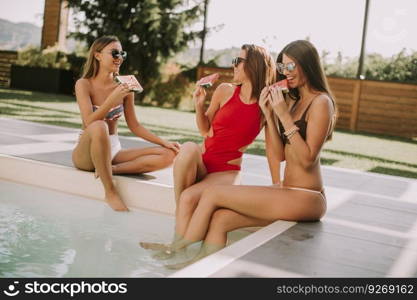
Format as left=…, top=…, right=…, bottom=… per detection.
left=160, top=147, right=176, bottom=166
left=178, top=190, right=199, bottom=213
left=208, top=209, right=232, bottom=232
left=178, top=142, right=200, bottom=157
left=200, top=186, right=220, bottom=206
left=86, top=120, right=108, bottom=138
left=174, top=142, right=200, bottom=168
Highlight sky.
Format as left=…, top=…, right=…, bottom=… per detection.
left=0, top=0, right=416, bottom=59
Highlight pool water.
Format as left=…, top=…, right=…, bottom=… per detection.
left=0, top=180, right=210, bottom=277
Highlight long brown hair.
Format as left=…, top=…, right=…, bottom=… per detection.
left=242, top=44, right=276, bottom=100
left=82, top=35, right=120, bottom=79
left=277, top=40, right=338, bottom=140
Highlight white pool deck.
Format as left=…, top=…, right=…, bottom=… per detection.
left=0, top=117, right=416, bottom=278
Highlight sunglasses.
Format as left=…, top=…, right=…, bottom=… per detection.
left=277, top=62, right=296, bottom=74
left=232, top=57, right=246, bottom=67
left=110, top=49, right=127, bottom=60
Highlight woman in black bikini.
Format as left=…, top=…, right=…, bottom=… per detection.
left=161, top=40, right=338, bottom=269
left=72, top=36, right=179, bottom=211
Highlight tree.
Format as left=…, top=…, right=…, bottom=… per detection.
left=67, top=0, right=204, bottom=100
left=198, top=0, right=209, bottom=65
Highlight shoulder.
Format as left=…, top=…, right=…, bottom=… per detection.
left=308, top=94, right=334, bottom=119
left=312, top=94, right=334, bottom=111
left=214, top=82, right=234, bottom=95
left=75, top=78, right=91, bottom=91
left=215, top=82, right=235, bottom=92
left=212, top=83, right=235, bottom=102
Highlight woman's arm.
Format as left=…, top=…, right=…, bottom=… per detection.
left=195, top=83, right=234, bottom=137
left=124, top=94, right=180, bottom=152
left=259, top=87, right=285, bottom=184
left=265, top=116, right=285, bottom=184
left=75, top=79, right=129, bottom=127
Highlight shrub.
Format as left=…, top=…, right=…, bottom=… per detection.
left=148, top=72, right=194, bottom=110
left=15, top=44, right=86, bottom=77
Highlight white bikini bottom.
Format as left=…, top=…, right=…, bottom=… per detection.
left=108, top=134, right=122, bottom=161
left=282, top=186, right=326, bottom=201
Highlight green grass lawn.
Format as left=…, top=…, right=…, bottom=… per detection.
left=1, top=87, right=417, bottom=179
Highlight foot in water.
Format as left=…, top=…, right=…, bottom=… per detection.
left=152, top=238, right=201, bottom=261
left=105, top=189, right=129, bottom=211
left=152, top=247, right=179, bottom=260
left=139, top=242, right=171, bottom=251
left=140, top=233, right=184, bottom=254
left=165, top=242, right=224, bottom=270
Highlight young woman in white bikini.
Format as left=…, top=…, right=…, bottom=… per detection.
left=72, top=36, right=179, bottom=212
left=161, top=40, right=337, bottom=269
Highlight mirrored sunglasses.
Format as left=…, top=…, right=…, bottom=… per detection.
left=277, top=62, right=296, bottom=74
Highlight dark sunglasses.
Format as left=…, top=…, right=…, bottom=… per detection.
left=232, top=57, right=246, bottom=67
left=110, top=49, right=127, bottom=60
left=277, top=62, right=296, bottom=74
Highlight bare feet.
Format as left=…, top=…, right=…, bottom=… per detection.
left=105, top=189, right=129, bottom=211
left=164, top=243, right=224, bottom=270
left=139, top=242, right=170, bottom=251
left=152, top=248, right=177, bottom=260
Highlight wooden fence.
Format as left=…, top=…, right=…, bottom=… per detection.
left=0, top=50, right=18, bottom=88
left=197, top=66, right=417, bottom=139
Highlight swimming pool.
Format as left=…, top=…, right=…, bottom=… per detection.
left=0, top=179, right=249, bottom=277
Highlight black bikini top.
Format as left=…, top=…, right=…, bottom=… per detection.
left=278, top=96, right=319, bottom=144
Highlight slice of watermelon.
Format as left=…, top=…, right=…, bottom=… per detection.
left=197, top=73, right=220, bottom=88
left=115, top=75, right=144, bottom=93
left=271, top=79, right=289, bottom=93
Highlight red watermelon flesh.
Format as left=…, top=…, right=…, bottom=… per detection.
left=271, top=79, right=289, bottom=93
left=197, top=73, right=220, bottom=88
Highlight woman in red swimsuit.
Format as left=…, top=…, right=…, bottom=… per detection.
left=72, top=36, right=179, bottom=212
left=140, top=44, right=276, bottom=256
left=160, top=40, right=338, bottom=269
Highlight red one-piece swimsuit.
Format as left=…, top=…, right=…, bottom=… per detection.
left=202, top=85, right=262, bottom=173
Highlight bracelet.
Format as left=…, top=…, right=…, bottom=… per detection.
left=284, top=125, right=299, bottom=144
left=284, top=125, right=299, bottom=137
left=286, top=130, right=298, bottom=140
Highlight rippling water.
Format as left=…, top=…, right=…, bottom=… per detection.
left=0, top=180, right=179, bottom=277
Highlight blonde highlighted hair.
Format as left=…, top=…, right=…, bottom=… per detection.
left=82, top=35, right=120, bottom=79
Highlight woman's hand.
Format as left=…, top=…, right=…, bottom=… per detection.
left=108, top=83, right=131, bottom=106
left=269, top=86, right=289, bottom=119
left=259, top=86, right=273, bottom=120
left=193, top=86, right=206, bottom=110
left=162, top=140, right=181, bottom=154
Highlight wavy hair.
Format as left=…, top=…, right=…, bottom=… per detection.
left=277, top=40, right=338, bottom=140
left=81, top=35, right=120, bottom=79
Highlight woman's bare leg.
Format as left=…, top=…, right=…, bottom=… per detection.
left=148, top=172, right=241, bottom=260
left=172, top=142, right=207, bottom=206
left=165, top=209, right=270, bottom=269
left=175, top=172, right=240, bottom=237
left=112, top=146, right=175, bottom=174
left=175, top=185, right=326, bottom=249
left=72, top=120, right=128, bottom=211
left=139, top=142, right=207, bottom=251
left=140, top=170, right=240, bottom=253
left=204, top=208, right=271, bottom=245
